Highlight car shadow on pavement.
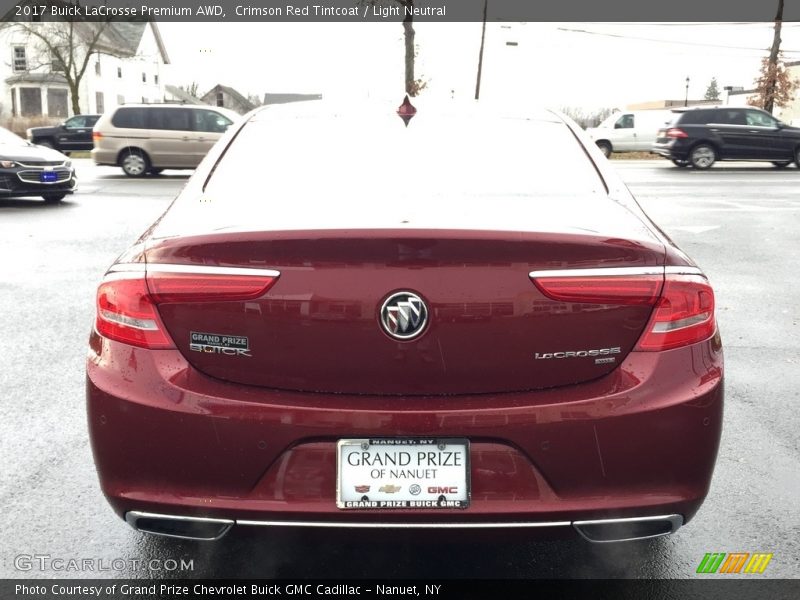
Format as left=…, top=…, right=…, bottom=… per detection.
left=0, top=198, right=79, bottom=210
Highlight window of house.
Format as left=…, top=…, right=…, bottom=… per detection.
left=154, top=74, right=159, bottom=85
left=142, top=72, right=146, bottom=83
left=51, top=53, right=65, bottom=72
left=11, top=90, right=17, bottom=117
left=216, top=92, right=224, bottom=107
left=13, top=46, right=27, bottom=71
left=20, top=87, right=42, bottom=116
left=117, top=67, right=122, bottom=78
left=95, top=61, right=101, bottom=76
left=96, top=92, right=105, bottom=114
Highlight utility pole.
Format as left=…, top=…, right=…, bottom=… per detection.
left=765, top=0, right=785, bottom=113
left=474, top=0, right=488, bottom=99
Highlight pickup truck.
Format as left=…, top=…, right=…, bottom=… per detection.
left=27, top=114, right=100, bottom=153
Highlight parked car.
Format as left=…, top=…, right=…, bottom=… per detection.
left=585, top=110, right=672, bottom=157
left=91, top=104, right=239, bottom=176
left=0, top=126, right=76, bottom=203
left=26, top=114, right=100, bottom=153
left=653, top=106, right=800, bottom=168
left=87, top=101, right=723, bottom=543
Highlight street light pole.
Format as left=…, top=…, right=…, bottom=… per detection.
left=685, top=76, right=690, bottom=107
left=474, top=0, right=488, bottom=99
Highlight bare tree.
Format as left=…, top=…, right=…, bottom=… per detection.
left=3, top=2, right=130, bottom=115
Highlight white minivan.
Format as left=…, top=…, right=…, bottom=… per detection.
left=585, top=110, right=673, bottom=157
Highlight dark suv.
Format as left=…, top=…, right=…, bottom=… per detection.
left=652, top=107, right=800, bottom=169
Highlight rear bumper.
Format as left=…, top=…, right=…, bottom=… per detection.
left=652, top=140, right=691, bottom=160
left=91, top=147, right=117, bottom=166
left=87, top=330, right=723, bottom=536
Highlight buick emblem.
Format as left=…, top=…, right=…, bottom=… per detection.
left=380, top=291, right=429, bottom=340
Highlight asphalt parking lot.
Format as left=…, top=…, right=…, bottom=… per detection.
left=0, top=159, right=798, bottom=579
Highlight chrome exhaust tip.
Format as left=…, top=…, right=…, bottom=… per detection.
left=572, top=514, right=683, bottom=543
left=125, top=511, right=234, bottom=541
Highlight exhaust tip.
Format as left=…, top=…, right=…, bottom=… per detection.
left=573, top=514, right=683, bottom=543
left=125, top=511, right=234, bottom=541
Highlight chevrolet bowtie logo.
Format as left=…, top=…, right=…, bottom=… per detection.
left=380, top=292, right=429, bottom=340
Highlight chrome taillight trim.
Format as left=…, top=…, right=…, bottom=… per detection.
left=108, top=263, right=281, bottom=278
left=529, top=266, right=704, bottom=278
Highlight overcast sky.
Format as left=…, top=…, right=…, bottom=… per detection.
left=158, top=22, right=800, bottom=110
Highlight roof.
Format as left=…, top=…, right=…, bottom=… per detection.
left=5, top=73, right=67, bottom=85
left=263, top=93, right=323, bottom=105
left=201, top=85, right=256, bottom=112
left=164, top=85, right=204, bottom=105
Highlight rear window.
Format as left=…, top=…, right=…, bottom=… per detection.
left=205, top=114, right=606, bottom=204
left=674, top=110, right=718, bottom=125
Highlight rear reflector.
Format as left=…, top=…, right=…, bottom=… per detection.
left=95, top=265, right=280, bottom=349
left=635, top=274, right=716, bottom=351
left=531, top=274, right=663, bottom=306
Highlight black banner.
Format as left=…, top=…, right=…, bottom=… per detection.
left=1, top=0, right=800, bottom=23
left=3, top=579, right=800, bottom=600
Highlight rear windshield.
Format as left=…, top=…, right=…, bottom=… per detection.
left=673, top=110, right=717, bottom=125
left=204, top=114, right=606, bottom=203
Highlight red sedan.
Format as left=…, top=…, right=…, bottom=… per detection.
left=87, top=101, right=723, bottom=543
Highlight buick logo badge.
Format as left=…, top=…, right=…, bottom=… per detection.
left=380, top=291, right=429, bottom=340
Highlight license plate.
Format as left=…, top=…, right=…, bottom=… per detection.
left=40, top=171, right=57, bottom=183
left=337, top=438, right=470, bottom=509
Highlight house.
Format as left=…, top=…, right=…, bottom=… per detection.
left=200, top=84, right=256, bottom=115
left=1, top=15, right=169, bottom=120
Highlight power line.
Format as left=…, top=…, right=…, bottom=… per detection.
left=556, top=27, right=800, bottom=54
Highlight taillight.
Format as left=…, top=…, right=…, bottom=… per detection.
left=92, top=131, right=102, bottom=141
left=666, top=128, right=688, bottom=139
left=95, top=265, right=280, bottom=349
left=96, top=275, right=174, bottom=349
left=635, top=274, right=716, bottom=351
left=531, top=271, right=663, bottom=306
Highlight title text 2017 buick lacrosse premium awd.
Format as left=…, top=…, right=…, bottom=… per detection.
left=87, top=101, right=723, bottom=543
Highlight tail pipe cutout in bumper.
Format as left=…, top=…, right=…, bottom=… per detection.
left=125, top=511, right=684, bottom=543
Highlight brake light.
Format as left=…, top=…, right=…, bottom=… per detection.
left=92, top=131, right=102, bottom=141
left=531, top=274, right=663, bottom=306
left=146, top=270, right=278, bottom=303
left=635, top=274, right=716, bottom=351
left=95, top=266, right=279, bottom=349
left=666, top=128, right=688, bottom=139
left=96, top=275, right=174, bottom=349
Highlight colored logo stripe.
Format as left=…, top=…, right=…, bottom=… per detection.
left=697, top=552, right=773, bottom=574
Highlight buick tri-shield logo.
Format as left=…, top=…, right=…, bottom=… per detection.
left=380, top=291, right=429, bottom=340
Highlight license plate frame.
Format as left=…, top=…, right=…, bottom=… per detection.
left=40, top=170, right=58, bottom=183
left=336, top=438, right=470, bottom=510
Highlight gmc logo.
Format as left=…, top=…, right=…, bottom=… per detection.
left=428, top=486, right=458, bottom=494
